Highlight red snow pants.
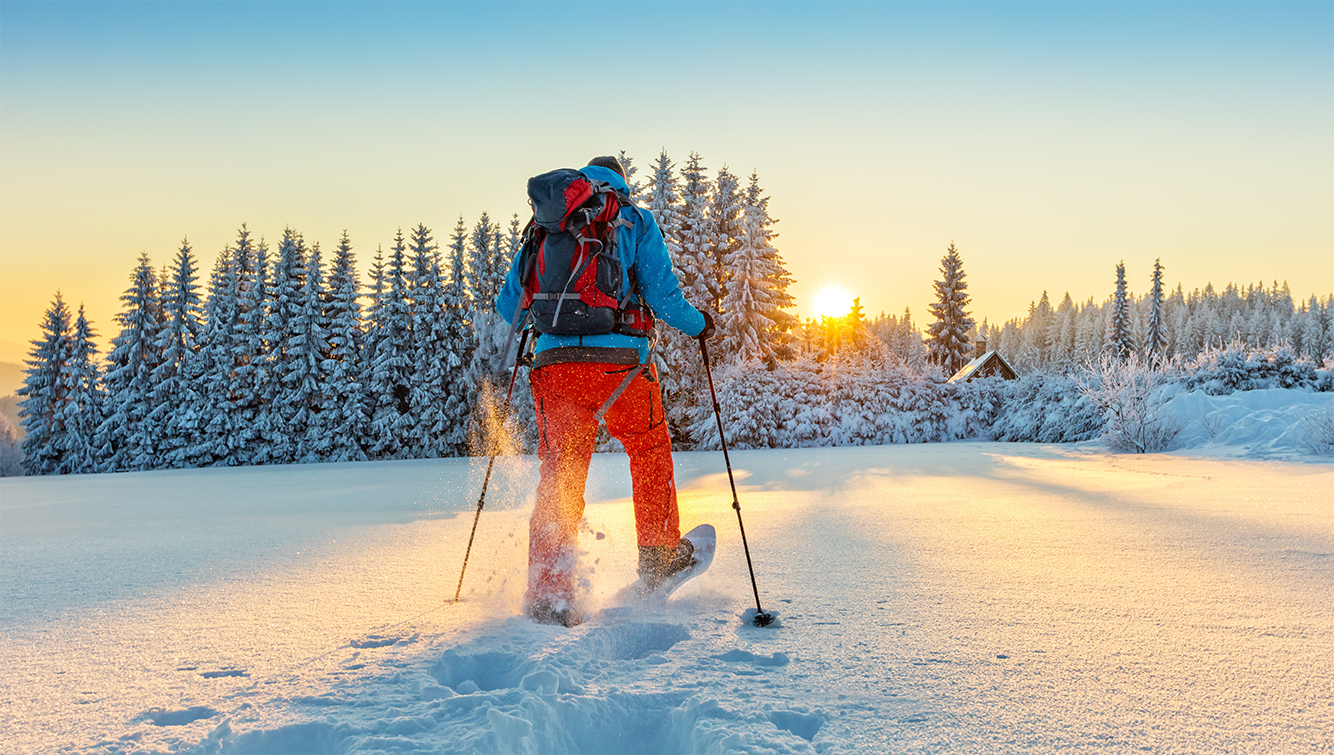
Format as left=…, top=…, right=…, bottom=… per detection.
left=526, top=361, right=680, bottom=608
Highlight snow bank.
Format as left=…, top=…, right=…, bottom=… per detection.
left=1164, top=387, right=1334, bottom=458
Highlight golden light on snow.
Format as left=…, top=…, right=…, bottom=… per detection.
left=811, top=285, right=855, bottom=319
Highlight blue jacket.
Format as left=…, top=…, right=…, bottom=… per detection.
left=495, top=164, right=706, bottom=363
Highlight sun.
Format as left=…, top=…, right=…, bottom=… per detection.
left=812, top=285, right=855, bottom=319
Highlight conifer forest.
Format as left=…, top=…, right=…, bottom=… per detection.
left=10, top=151, right=1334, bottom=476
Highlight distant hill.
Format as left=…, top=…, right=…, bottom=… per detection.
left=1, top=361, right=21, bottom=398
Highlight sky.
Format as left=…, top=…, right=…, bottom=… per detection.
left=1, top=1, right=1331, bottom=367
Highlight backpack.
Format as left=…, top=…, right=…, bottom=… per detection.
left=516, top=168, right=654, bottom=338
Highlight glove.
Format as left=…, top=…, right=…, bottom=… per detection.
left=696, top=309, right=716, bottom=341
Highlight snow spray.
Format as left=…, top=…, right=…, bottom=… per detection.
left=454, top=328, right=531, bottom=603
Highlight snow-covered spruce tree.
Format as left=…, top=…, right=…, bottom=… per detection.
left=896, top=307, right=929, bottom=374
left=926, top=242, right=975, bottom=376
left=18, top=293, right=73, bottom=475
left=155, top=239, right=203, bottom=467
left=617, top=150, right=644, bottom=198
left=225, top=231, right=271, bottom=465
left=676, top=153, right=717, bottom=315
left=1105, top=261, right=1134, bottom=360
left=100, top=254, right=167, bottom=471
left=320, top=231, right=369, bottom=462
left=289, top=242, right=331, bottom=463
left=1145, top=258, right=1167, bottom=361
left=640, top=151, right=693, bottom=420
left=366, top=230, right=416, bottom=459
left=440, top=217, right=476, bottom=455
left=1019, top=291, right=1053, bottom=372
left=642, top=150, right=683, bottom=256
left=409, top=224, right=451, bottom=458
left=708, top=165, right=742, bottom=320
left=171, top=246, right=233, bottom=468
left=466, top=213, right=517, bottom=383
left=59, top=305, right=107, bottom=474
left=660, top=153, right=716, bottom=446
left=467, top=213, right=526, bottom=453
left=1046, top=292, right=1076, bottom=371
left=260, top=227, right=308, bottom=464
left=719, top=172, right=796, bottom=364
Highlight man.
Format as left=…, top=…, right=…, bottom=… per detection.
left=496, top=155, right=714, bottom=627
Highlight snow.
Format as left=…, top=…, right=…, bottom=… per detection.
left=2, top=394, right=1332, bottom=753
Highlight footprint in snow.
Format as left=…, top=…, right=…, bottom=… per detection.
left=199, top=669, right=248, bottom=679
left=352, top=632, right=418, bottom=649
left=147, top=706, right=218, bottom=726
left=712, top=649, right=791, bottom=666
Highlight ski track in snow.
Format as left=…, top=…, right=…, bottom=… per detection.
left=1, top=439, right=1332, bottom=753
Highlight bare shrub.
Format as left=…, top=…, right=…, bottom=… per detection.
left=1077, top=354, right=1185, bottom=453
left=1295, top=403, right=1334, bottom=455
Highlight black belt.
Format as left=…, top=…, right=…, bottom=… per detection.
left=532, top=345, right=641, bottom=369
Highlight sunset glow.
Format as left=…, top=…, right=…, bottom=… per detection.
left=812, top=285, right=855, bottom=320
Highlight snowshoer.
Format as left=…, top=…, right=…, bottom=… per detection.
left=496, top=155, right=715, bottom=627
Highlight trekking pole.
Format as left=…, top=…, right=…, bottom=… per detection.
left=699, top=338, right=775, bottom=627
left=453, top=327, right=531, bottom=603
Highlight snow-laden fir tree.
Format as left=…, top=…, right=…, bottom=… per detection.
left=288, top=242, right=331, bottom=463
left=440, top=217, right=476, bottom=455
left=261, top=228, right=309, bottom=464
left=409, top=224, right=451, bottom=458
left=1144, top=258, right=1167, bottom=361
left=155, top=239, right=203, bottom=467
left=320, top=231, right=369, bottom=462
left=1045, top=293, right=1076, bottom=370
left=655, top=153, right=716, bottom=443
left=18, top=293, right=73, bottom=475
left=719, top=171, right=795, bottom=364
left=642, top=150, right=683, bottom=257
left=99, top=254, right=165, bottom=472
left=1019, top=291, right=1052, bottom=372
left=617, top=150, right=644, bottom=198
left=224, top=230, right=270, bottom=465
left=467, top=212, right=516, bottom=388
left=708, top=165, right=742, bottom=317
left=366, top=230, right=415, bottom=459
left=1105, top=261, right=1134, bottom=360
left=926, top=242, right=975, bottom=376
left=676, top=153, right=717, bottom=314
left=173, top=246, right=236, bottom=467
left=59, top=304, right=106, bottom=474
left=896, top=307, right=929, bottom=374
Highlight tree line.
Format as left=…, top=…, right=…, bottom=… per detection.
left=14, top=151, right=797, bottom=475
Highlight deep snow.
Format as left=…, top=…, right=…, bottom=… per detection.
left=1, top=392, right=1332, bottom=754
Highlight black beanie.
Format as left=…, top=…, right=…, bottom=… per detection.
left=587, top=155, right=625, bottom=177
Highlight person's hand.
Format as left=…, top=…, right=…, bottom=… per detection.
left=696, top=309, right=716, bottom=341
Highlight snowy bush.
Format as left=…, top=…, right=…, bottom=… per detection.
left=1186, top=343, right=1330, bottom=395
left=1293, top=403, right=1334, bottom=455
left=990, top=374, right=1104, bottom=443
left=1078, top=355, right=1185, bottom=453
left=0, top=412, right=23, bottom=476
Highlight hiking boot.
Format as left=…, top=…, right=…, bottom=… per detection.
left=637, top=537, right=696, bottom=592
left=526, top=599, right=583, bottom=628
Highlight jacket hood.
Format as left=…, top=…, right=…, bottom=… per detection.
left=580, top=164, right=631, bottom=196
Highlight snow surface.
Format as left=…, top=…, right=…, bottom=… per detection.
left=2, top=391, right=1332, bottom=754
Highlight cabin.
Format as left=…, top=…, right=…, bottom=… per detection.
left=947, top=340, right=1020, bottom=383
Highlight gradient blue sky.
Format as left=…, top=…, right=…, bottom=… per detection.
left=2, top=1, right=1331, bottom=364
